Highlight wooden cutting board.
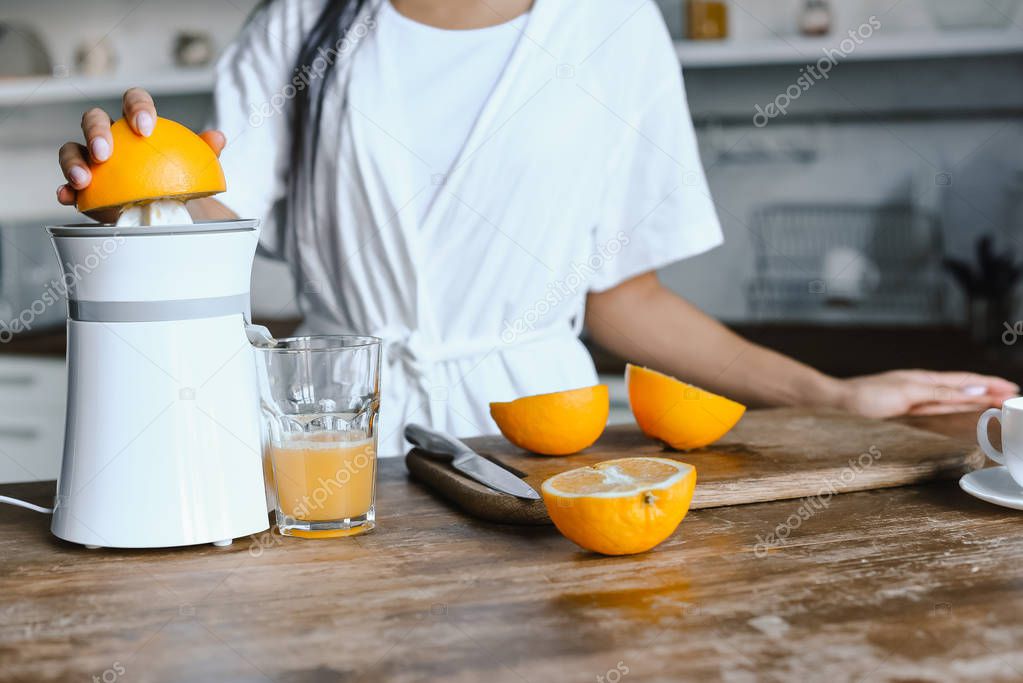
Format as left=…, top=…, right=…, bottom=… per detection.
left=405, top=408, right=984, bottom=525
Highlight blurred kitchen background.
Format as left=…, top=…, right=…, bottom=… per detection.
left=0, top=0, right=1021, bottom=481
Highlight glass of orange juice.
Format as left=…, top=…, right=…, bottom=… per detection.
left=256, top=335, right=381, bottom=538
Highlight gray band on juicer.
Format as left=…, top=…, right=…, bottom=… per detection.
left=68, top=293, right=251, bottom=323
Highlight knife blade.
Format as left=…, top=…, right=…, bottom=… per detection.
left=404, top=423, right=540, bottom=500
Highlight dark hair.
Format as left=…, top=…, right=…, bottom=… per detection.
left=288, top=1, right=371, bottom=236
left=249, top=0, right=371, bottom=260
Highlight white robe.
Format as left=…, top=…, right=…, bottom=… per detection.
left=212, top=0, right=723, bottom=456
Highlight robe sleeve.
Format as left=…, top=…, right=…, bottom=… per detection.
left=587, top=22, right=722, bottom=292
left=208, top=3, right=298, bottom=258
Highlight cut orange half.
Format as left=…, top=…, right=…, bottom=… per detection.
left=541, top=457, right=696, bottom=555
left=76, top=117, right=226, bottom=213
left=626, top=364, right=745, bottom=450
left=489, top=385, right=608, bottom=456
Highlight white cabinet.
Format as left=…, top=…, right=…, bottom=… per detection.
left=0, top=355, right=65, bottom=484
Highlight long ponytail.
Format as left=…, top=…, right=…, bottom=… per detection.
left=247, top=0, right=371, bottom=261
left=287, top=0, right=369, bottom=198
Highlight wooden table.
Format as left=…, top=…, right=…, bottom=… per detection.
left=1, top=412, right=1022, bottom=683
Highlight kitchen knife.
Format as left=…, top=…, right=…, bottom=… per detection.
left=404, top=423, right=541, bottom=500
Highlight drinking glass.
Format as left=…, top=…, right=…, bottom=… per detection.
left=256, top=335, right=381, bottom=538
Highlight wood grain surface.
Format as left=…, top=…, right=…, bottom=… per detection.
left=406, top=408, right=984, bottom=524
left=2, top=412, right=1021, bottom=683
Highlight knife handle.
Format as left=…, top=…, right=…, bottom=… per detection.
left=404, top=423, right=462, bottom=459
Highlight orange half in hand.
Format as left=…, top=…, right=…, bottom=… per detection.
left=76, top=117, right=226, bottom=213
left=542, top=457, right=696, bottom=555
left=626, top=364, right=745, bottom=450
left=489, top=385, right=608, bottom=455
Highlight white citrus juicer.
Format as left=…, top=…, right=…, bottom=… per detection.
left=47, top=219, right=270, bottom=548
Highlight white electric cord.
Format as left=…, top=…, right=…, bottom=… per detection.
left=0, top=495, right=52, bottom=514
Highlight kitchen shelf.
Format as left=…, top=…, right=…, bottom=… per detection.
left=1, top=31, right=1017, bottom=104
left=0, top=68, right=215, bottom=107
left=676, top=29, right=1023, bottom=68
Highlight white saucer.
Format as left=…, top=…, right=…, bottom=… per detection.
left=959, top=466, right=1023, bottom=511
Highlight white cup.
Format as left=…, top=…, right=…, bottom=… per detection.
left=977, top=397, right=1023, bottom=487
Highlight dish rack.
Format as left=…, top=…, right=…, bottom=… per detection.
left=747, top=204, right=945, bottom=324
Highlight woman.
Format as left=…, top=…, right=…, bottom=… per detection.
left=57, top=0, right=1016, bottom=455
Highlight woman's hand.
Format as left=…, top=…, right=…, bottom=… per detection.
left=837, top=370, right=1018, bottom=418
left=56, top=88, right=226, bottom=222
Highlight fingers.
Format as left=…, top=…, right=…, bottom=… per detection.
left=965, top=374, right=1019, bottom=394
left=58, top=141, right=92, bottom=205
left=122, top=87, right=156, bottom=137
left=907, top=370, right=1019, bottom=394
left=56, top=184, right=77, bottom=206
left=847, top=370, right=1015, bottom=419
left=902, top=378, right=1007, bottom=416
left=80, top=107, right=113, bottom=162
left=909, top=383, right=1002, bottom=408
left=58, top=141, right=91, bottom=187
left=199, top=130, right=226, bottom=157
left=935, top=379, right=1018, bottom=404
left=943, top=385, right=1004, bottom=403
left=907, top=402, right=988, bottom=416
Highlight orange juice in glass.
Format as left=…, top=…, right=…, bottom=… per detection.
left=257, top=335, right=381, bottom=538
left=271, top=433, right=376, bottom=524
